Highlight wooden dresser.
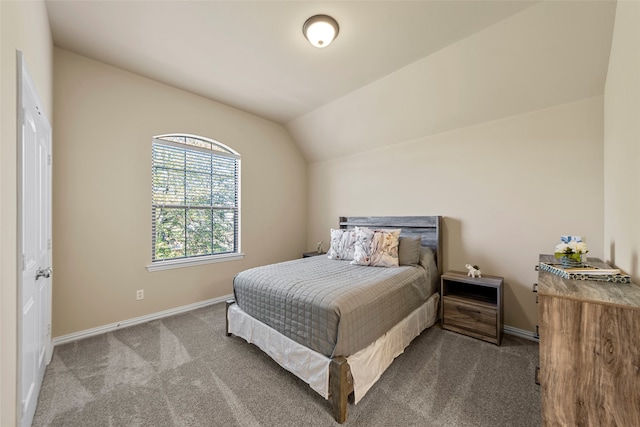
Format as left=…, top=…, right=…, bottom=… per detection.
left=537, top=254, right=640, bottom=426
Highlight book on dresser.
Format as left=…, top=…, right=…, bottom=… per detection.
left=538, top=257, right=631, bottom=283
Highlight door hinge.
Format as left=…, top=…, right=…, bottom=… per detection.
left=48, top=154, right=52, bottom=166
left=48, top=239, right=51, bottom=250
left=48, top=324, right=51, bottom=336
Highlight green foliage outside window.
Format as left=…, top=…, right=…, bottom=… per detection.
left=152, top=135, right=239, bottom=262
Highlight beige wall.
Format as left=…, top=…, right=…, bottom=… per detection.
left=295, top=0, right=614, bottom=334
left=0, top=1, right=53, bottom=425
left=52, top=48, right=307, bottom=337
left=307, top=97, right=604, bottom=332
left=604, top=1, right=640, bottom=283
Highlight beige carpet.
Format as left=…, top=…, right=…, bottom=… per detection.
left=33, top=302, right=541, bottom=426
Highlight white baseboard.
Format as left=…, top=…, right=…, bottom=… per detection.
left=503, top=325, right=539, bottom=342
left=52, top=294, right=233, bottom=347
left=53, top=295, right=539, bottom=347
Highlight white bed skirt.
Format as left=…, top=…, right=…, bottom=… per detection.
left=227, top=292, right=440, bottom=403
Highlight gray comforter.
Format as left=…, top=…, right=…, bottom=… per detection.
left=233, top=255, right=438, bottom=357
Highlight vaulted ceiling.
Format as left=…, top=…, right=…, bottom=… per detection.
left=45, top=0, right=616, bottom=162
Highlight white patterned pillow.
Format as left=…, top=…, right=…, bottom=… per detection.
left=370, top=229, right=401, bottom=267
left=327, top=228, right=357, bottom=260
left=350, top=227, right=375, bottom=266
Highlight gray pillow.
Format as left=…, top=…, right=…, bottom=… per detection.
left=419, top=246, right=440, bottom=295
left=398, top=236, right=421, bottom=266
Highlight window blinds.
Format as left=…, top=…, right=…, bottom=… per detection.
left=151, top=139, right=239, bottom=261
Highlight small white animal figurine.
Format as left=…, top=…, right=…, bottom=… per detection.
left=465, top=264, right=482, bottom=278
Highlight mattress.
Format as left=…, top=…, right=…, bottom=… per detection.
left=233, top=254, right=438, bottom=357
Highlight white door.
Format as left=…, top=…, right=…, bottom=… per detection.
left=18, top=52, right=52, bottom=427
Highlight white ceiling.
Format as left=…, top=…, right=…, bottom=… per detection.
left=287, top=0, right=617, bottom=162
left=45, top=0, right=542, bottom=124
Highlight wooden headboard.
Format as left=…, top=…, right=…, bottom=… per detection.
left=338, top=216, right=442, bottom=276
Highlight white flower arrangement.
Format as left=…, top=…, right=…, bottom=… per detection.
left=554, top=241, right=588, bottom=255
left=554, top=237, right=588, bottom=264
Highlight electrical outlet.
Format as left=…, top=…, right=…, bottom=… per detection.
left=136, top=289, right=144, bottom=300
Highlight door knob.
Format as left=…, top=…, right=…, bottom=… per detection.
left=36, top=267, right=52, bottom=280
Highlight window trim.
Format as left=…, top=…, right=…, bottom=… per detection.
left=149, top=134, right=242, bottom=270
left=146, top=252, right=245, bottom=272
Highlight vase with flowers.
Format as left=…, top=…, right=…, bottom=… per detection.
left=554, top=238, right=588, bottom=268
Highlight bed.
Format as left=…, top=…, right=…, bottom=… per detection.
left=225, top=216, right=442, bottom=423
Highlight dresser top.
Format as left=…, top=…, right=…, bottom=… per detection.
left=442, top=270, right=504, bottom=288
left=537, top=254, right=640, bottom=309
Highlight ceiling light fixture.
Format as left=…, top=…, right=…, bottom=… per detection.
left=303, top=15, right=339, bottom=48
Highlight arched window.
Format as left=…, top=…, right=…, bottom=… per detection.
left=148, top=134, right=242, bottom=271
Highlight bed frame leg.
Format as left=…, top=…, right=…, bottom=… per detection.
left=329, top=356, right=352, bottom=424
left=225, top=299, right=235, bottom=337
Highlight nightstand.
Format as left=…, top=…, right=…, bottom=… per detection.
left=441, top=270, right=504, bottom=345
left=303, top=251, right=326, bottom=258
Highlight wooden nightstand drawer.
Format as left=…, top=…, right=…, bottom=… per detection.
left=443, top=295, right=497, bottom=337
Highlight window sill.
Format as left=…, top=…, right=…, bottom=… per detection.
left=146, top=253, right=245, bottom=272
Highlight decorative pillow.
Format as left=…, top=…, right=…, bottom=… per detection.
left=369, top=229, right=401, bottom=267
left=326, top=228, right=357, bottom=260
left=350, top=227, right=375, bottom=266
left=326, top=228, right=342, bottom=259
left=398, top=236, right=421, bottom=266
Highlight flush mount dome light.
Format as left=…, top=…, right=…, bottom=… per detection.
left=303, top=14, right=339, bottom=48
